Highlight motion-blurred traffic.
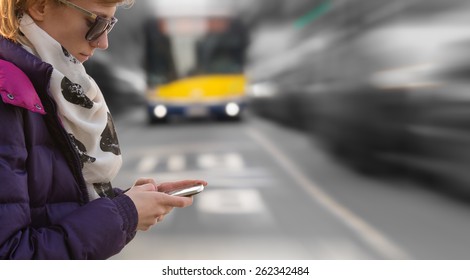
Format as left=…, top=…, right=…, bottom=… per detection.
left=247, top=0, right=470, bottom=197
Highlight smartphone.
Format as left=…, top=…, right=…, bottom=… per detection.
left=167, top=184, right=205, bottom=197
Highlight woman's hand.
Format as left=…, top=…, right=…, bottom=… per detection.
left=125, top=178, right=207, bottom=231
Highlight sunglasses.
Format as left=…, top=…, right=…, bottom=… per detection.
left=56, top=0, right=118, bottom=41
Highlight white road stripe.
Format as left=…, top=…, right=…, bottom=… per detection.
left=167, top=154, right=186, bottom=171
left=136, top=156, right=159, bottom=173
left=224, top=153, right=245, bottom=170
left=197, top=189, right=266, bottom=214
left=246, top=127, right=411, bottom=259
left=197, top=153, right=246, bottom=170
left=197, top=154, right=219, bottom=169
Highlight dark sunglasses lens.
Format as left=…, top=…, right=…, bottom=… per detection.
left=86, top=17, right=117, bottom=41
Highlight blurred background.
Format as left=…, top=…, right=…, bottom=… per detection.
left=85, top=0, right=470, bottom=259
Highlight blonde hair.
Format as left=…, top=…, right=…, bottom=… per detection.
left=0, top=0, right=134, bottom=42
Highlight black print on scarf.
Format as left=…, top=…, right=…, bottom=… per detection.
left=93, top=182, right=115, bottom=198
left=68, top=133, right=96, bottom=167
left=61, top=46, right=80, bottom=64
left=61, top=77, right=93, bottom=109
left=100, top=112, right=121, bottom=155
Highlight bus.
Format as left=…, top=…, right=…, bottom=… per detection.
left=143, top=14, right=249, bottom=123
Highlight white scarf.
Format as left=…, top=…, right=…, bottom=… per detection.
left=19, top=14, right=122, bottom=200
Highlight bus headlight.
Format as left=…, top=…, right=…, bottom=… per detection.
left=153, top=105, right=167, bottom=118
left=225, top=102, right=240, bottom=117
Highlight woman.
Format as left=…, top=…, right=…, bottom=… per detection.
left=0, top=0, right=207, bottom=259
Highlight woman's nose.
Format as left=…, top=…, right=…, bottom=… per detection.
left=90, top=33, right=109, bottom=50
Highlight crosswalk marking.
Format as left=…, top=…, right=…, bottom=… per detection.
left=133, top=152, right=247, bottom=173
left=197, top=154, right=218, bottom=169
left=197, top=189, right=266, bottom=214
left=167, top=154, right=186, bottom=171
left=197, top=153, right=246, bottom=170
left=224, top=153, right=244, bottom=170
left=136, top=156, right=159, bottom=173
left=126, top=152, right=274, bottom=188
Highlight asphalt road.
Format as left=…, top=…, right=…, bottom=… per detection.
left=109, top=109, right=470, bottom=260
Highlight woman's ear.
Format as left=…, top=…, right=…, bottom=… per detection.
left=27, top=0, right=49, bottom=22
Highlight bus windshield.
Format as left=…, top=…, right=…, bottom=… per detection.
left=144, top=17, right=248, bottom=87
